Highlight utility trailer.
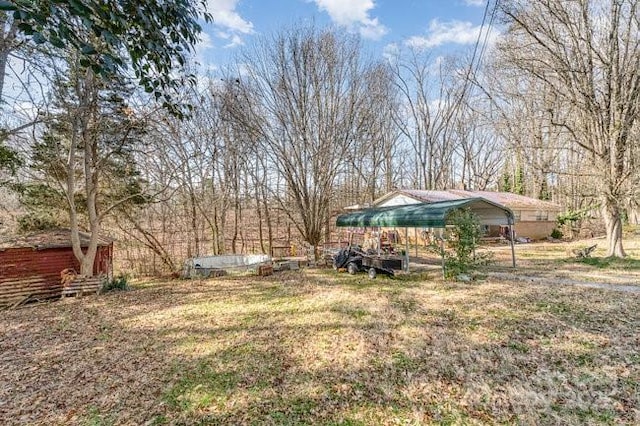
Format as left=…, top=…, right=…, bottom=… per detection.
left=361, top=255, right=403, bottom=278
left=333, top=246, right=403, bottom=279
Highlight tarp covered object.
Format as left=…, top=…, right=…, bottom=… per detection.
left=183, top=254, right=271, bottom=278
left=335, top=198, right=514, bottom=228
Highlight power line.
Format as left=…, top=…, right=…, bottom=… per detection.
left=450, top=0, right=499, bottom=137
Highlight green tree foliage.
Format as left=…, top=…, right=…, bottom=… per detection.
left=513, top=163, right=525, bottom=195
left=15, top=182, right=66, bottom=231
left=556, top=207, right=595, bottom=227
left=25, top=58, right=149, bottom=273
left=539, top=175, right=551, bottom=201
left=0, top=142, right=21, bottom=176
left=437, top=209, right=493, bottom=279
left=1, top=0, right=211, bottom=116
left=32, top=69, right=147, bottom=206
left=500, top=170, right=512, bottom=192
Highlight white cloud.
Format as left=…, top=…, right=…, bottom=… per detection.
left=311, top=0, right=388, bottom=40
left=193, top=32, right=216, bottom=67
left=215, top=30, right=245, bottom=48
left=382, top=43, right=399, bottom=61
left=463, top=0, right=486, bottom=6
left=405, top=19, right=500, bottom=49
left=205, top=0, right=254, bottom=48
left=196, top=32, right=213, bottom=52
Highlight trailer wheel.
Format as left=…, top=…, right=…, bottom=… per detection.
left=347, top=262, right=358, bottom=275
left=368, top=268, right=377, bottom=279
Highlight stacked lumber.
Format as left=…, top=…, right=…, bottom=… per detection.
left=0, top=277, right=61, bottom=308
left=61, top=276, right=104, bottom=297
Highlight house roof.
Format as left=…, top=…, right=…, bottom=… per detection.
left=374, top=189, right=562, bottom=211
left=0, top=228, right=113, bottom=251
left=336, top=198, right=513, bottom=228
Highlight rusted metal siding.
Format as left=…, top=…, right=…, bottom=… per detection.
left=0, top=245, right=112, bottom=306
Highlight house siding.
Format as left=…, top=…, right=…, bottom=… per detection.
left=514, top=222, right=556, bottom=240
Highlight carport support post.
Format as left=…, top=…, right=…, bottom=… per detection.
left=440, top=238, right=446, bottom=279
left=404, top=227, right=409, bottom=272
left=509, top=221, right=516, bottom=268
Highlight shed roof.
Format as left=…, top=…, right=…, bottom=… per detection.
left=336, top=198, right=513, bottom=228
left=0, top=229, right=113, bottom=251
left=375, top=189, right=562, bottom=211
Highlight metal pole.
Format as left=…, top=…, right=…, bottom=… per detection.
left=404, top=227, right=409, bottom=272
left=440, top=238, right=446, bottom=279
left=509, top=219, right=516, bottom=268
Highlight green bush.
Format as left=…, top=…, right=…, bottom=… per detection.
left=550, top=228, right=563, bottom=239
left=102, top=274, right=129, bottom=292
left=432, top=209, right=493, bottom=279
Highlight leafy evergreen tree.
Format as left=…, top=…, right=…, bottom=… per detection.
left=500, top=171, right=512, bottom=192
left=24, top=55, right=148, bottom=273
left=513, top=164, right=525, bottom=195
left=539, top=175, right=551, bottom=201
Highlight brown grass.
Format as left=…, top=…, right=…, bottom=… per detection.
left=1, top=263, right=638, bottom=425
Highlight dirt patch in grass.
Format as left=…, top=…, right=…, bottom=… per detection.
left=1, top=270, right=638, bottom=425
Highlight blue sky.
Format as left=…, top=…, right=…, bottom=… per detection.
left=196, top=0, right=500, bottom=69
left=4, top=0, right=498, bottom=121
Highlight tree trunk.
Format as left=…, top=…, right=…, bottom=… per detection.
left=256, top=187, right=266, bottom=254
left=189, top=189, right=200, bottom=256
left=0, top=14, right=18, bottom=103
left=262, top=186, right=273, bottom=257
left=602, top=199, right=625, bottom=258
left=79, top=244, right=97, bottom=276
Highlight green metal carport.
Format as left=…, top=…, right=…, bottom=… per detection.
left=335, top=198, right=516, bottom=272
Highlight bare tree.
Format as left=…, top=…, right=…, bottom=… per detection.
left=390, top=50, right=463, bottom=190
left=497, top=0, right=640, bottom=256
left=453, top=105, right=503, bottom=191
left=343, top=61, right=400, bottom=203
left=225, top=26, right=372, bottom=255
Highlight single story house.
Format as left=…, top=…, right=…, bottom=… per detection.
left=373, top=189, right=562, bottom=240
left=0, top=229, right=113, bottom=306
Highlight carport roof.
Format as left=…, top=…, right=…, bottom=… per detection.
left=336, top=198, right=514, bottom=228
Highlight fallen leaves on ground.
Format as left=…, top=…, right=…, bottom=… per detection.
left=0, top=269, right=638, bottom=425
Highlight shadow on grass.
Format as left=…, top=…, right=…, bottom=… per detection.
left=569, top=256, right=640, bottom=270
left=149, top=280, right=639, bottom=425
left=2, top=269, right=638, bottom=425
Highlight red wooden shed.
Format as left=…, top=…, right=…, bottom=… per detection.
left=0, top=229, right=113, bottom=307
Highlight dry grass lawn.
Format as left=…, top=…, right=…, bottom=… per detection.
left=1, top=244, right=639, bottom=425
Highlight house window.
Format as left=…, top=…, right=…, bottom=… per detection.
left=535, top=211, right=549, bottom=221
